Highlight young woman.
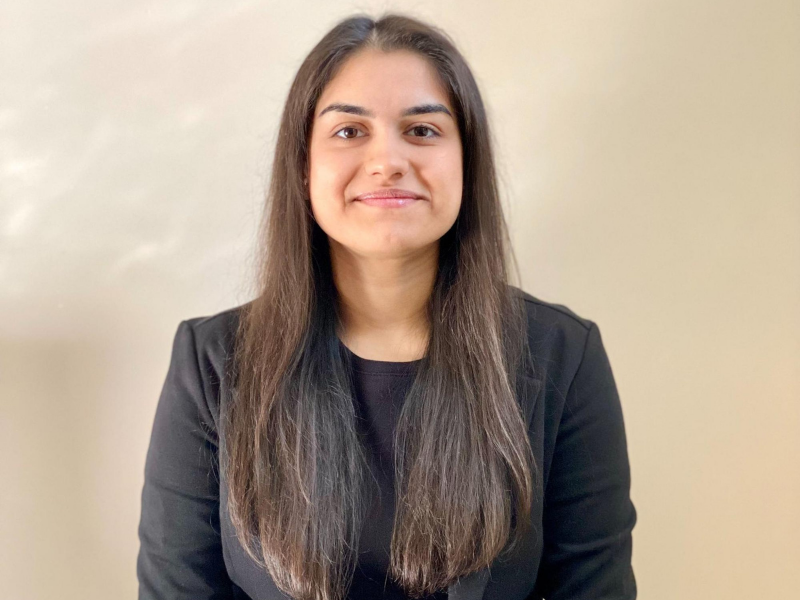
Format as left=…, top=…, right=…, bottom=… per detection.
left=137, top=13, right=637, bottom=600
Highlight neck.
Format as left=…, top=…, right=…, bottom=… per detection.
left=329, top=239, right=437, bottom=362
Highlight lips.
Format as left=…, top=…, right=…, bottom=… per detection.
left=354, top=188, right=425, bottom=201
left=355, top=197, right=421, bottom=208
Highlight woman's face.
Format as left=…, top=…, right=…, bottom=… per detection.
left=308, top=49, right=463, bottom=260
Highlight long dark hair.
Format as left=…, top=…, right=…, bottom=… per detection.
left=223, top=12, right=537, bottom=600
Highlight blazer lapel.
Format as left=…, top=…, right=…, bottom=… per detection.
left=446, top=372, right=543, bottom=600
left=520, top=372, right=543, bottom=432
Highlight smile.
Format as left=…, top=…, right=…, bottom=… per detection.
left=354, top=197, right=422, bottom=208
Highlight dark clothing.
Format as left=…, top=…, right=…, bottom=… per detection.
left=137, top=288, right=637, bottom=600
left=344, top=349, right=447, bottom=600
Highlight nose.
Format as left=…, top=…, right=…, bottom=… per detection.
left=363, top=128, right=410, bottom=180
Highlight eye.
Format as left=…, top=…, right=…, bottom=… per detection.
left=333, top=126, right=364, bottom=140
left=333, top=124, right=442, bottom=140
left=408, top=125, right=440, bottom=139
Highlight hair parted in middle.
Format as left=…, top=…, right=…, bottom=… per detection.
left=223, top=12, right=539, bottom=600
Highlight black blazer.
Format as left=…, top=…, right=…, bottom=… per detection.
left=137, top=287, right=637, bottom=599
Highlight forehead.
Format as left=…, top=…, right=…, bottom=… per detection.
left=315, top=49, right=452, bottom=117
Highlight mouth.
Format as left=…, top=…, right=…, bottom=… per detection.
left=354, top=188, right=425, bottom=200
left=352, top=187, right=426, bottom=208
left=354, top=196, right=422, bottom=208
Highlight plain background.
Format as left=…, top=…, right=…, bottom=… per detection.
left=1, top=1, right=798, bottom=598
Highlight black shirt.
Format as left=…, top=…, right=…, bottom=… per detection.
left=342, top=343, right=447, bottom=600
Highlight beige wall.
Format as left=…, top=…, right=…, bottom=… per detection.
left=1, top=1, right=798, bottom=598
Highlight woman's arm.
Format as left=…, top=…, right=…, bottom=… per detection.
left=534, top=321, right=638, bottom=599
left=137, top=320, right=235, bottom=599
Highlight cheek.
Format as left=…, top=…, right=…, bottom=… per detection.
left=308, top=163, right=345, bottom=214
left=309, top=151, right=354, bottom=199
left=429, top=152, right=463, bottom=215
left=308, top=189, right=343, bottom=229
left=308, top=173, right=350, bottom=237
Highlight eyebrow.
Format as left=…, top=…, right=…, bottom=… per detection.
left=317, top=102, right=453, bottom=119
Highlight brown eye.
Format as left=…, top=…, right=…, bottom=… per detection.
left=334, top=126, right=363, bottom=139
left=409, top=125, right=440, bottom=138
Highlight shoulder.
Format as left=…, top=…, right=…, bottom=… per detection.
left=510, top=285, right=594, bottom=348
left=180, top=290, right=596, bottom=365
left=508, top=285, right=598, bottom=388
left=174, top=301, right=252, bottom=411
left=510, top=285, right=592, bottom=329
left=183, top=302, right=249, bottom=354
left=177, top=290, right=598, bottom=395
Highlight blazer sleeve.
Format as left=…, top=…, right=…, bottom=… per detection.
left=137, top=320, right=235, bottom=599
left=534, top=322, right=638, bottom=599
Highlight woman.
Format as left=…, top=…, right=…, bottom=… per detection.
left=137, top=12, right=637, bottom=600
